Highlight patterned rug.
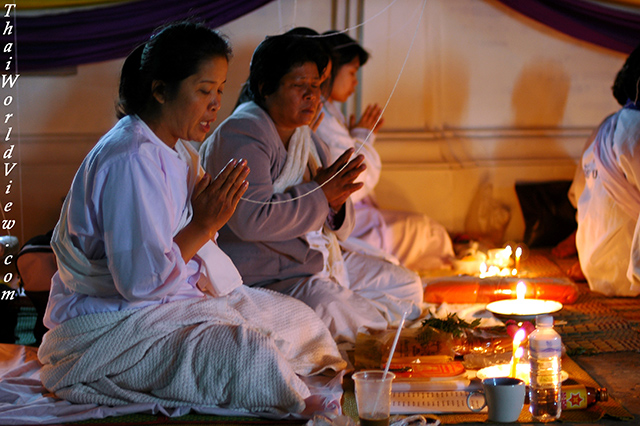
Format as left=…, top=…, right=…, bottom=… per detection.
left=522, top=252, right=640, bottom=355
left=553, top=283, right=640, bottom=354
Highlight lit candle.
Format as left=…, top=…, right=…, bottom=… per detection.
left=502, top=246, right=512, bottom=268
left=510, top=328, right=526, bottom=378
left=516, top=281, right=526, bottom=301
left=515, top=246, right=523, bottom=273
left=479, top=262, right=488, bottom=278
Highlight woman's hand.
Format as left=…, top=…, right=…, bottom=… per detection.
left=349, top=103, right=384, bottom=134
left=191, top=159, right=250, bottom=238
left=314, top=148, right=365, bottom=211
left=174, top=159, right=249, bottom=262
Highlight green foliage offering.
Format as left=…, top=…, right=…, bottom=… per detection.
left=419, top=312, right=482, bottom=339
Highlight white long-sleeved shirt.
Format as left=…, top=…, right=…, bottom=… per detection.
left=576, top=107, right=640, bottom=296
left=44, top=115, right=241, bottom=328
left=316, top=101, right=382, bottom=204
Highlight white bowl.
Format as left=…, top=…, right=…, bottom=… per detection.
left=476, top=363, right=568, bottom=386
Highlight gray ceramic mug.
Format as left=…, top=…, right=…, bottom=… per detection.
left=467, top=377, right=526, bottom=422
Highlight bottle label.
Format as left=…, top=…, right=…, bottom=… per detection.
left=562, top=388, right=588, bottom=410
left=529, top=340, right=562, bottom=357
left=529, top=358, right=562, bottom=386
left=534, top=372, right=561, bottom=386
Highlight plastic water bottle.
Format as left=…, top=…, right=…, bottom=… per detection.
left=528, top=315, right=562, bottom=422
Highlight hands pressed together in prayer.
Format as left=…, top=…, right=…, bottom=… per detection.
left=193, top=159, right=250, bottom=237
left=349, top=103, right=384, bottom=134
left=314, top=147, right=365, bottom=211
left=175, top=158, right=249, bottom=262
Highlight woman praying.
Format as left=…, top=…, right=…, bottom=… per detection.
left=38, top=22, right=345, bottom=414
left=315, top=31, right=454, bottom=272
left=201, top=33, right=423, bottom=344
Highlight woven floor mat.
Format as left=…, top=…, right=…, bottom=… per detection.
left=502, top=250, right=640, bottom=354
left=518, top=253, right=567, bottom=278
left=525, top=255, right=640, bottom=355
left=554, top=285, right=640, bottom=354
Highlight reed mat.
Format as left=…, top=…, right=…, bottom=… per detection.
left=530, top=252, right=640, bottom=355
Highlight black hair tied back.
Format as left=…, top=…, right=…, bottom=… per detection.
left=117, top=43, right=147, bottom=118
left=116, top=21, right=232, bottom=118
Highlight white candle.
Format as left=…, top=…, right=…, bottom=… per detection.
left=516, top=281, right=527, bottom=301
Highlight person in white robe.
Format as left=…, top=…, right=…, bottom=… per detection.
left=315, top=31, right=454, bottom=272
left=38, top=22, right=346, bottom=414
left=555, top=43, right=640, bottom=297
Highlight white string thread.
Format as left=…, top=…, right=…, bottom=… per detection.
left=240, top=0, right=428, bottom=206
left=306, top=0, right=401, bottom=39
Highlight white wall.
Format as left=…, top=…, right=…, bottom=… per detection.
left=13, top=0, right=627, bottom=245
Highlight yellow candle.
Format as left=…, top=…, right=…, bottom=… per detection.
left=510, top=329, right=526, bottom=378
left=515, top=246, right=523, bottom=273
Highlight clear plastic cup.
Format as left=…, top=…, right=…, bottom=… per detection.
left=352, top=370, right=396, bottom=426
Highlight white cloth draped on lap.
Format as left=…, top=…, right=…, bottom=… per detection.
left=272, top=125, right=350, bottom=287
left=37, top=286, right=346, bottom=414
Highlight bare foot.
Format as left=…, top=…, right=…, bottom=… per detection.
left=552, top=231, right=577, bottom=258
left=567, top=260, right=586, bottom=282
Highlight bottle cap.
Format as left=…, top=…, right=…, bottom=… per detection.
left=598, top=388, right=609, bottom=401
left=536, top=315, right=553, bottom=326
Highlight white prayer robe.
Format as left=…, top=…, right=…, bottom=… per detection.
left=315, top=101, right=454, bottom=271
left=44, top=115, right=242, bottom=328
left=575, top=107, right=640, bottom=296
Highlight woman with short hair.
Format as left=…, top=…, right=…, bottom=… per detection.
left=201, top=33, right=423, bottom=344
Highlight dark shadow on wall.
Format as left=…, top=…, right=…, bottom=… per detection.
left=435, top=50, right=470, bottom=129
left=511, top=59, right=570, bottom=127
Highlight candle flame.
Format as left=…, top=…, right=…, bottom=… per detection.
left=516, top=281, right=527, bottom=301
left=510, top=328, right=526, bottom=378
left=515, top=246, right=523, bottom=258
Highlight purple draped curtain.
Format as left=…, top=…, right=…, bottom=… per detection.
left=17, top=0, right=640, bottom=72
left=15, top=0, right=273, bottom=72
left=496, top=0, right=640, bottom=54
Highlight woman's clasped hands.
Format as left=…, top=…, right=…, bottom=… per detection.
left=349, top=103, right=384, bottom=134
left=192, top=158, right=250, bottom=239
left=314, top=147, right=365, bottom=211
